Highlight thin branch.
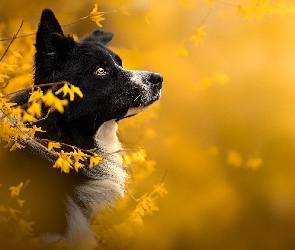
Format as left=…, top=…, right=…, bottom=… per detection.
left=196, top=7, right=212, bottom=28
left=62, top=15, right=90, bottom=27
left=0, top=81, right=9, bottom=89
left=0, top=32, right=35, bottom=42
left=26, top=137, right=59, bottom=158
left=0, top=10, right=122, bottom=42
left=62, top=10, right=120, bottom=27
left=160, top=169, right=168, bottom=184
left=38, top=137, right=137, bottom=158
left=0, top=20, right=24, bottom=61
left=38, top=138, right=89, bottom=152
left=2, top=81, right=67, bottom=98
left=0, top=106, right=58, bottom=158
left=0, top=15, right=92, bottom=42
left=126, top=190, right=140, bottom=202
left=99, top=148, right=139, bottom=158
left=177, top=6, right=212, bottom=48
left=31, top=109, right=50, bottom=123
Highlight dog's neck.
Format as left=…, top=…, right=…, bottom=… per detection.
left=75, top=119, right=126, bottom=211
left=39, top=120, right=127, bottom=248
left=94, top=119, right=122, bottom=155
left=35, top=111, right=105, bottom=150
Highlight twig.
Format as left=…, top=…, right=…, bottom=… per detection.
left=0, top=20, right=24, bottom=61
left=196, top=6, right=212, bottom=28
left=160, top=168, right=168, bottom=184
left=62, top=10, right=119, bottom=27
left=38, top=138, right=88, bottom=152
left=0, top=32, right=35, bottom=42
left=31, top=110, right=50, bottom=123
left=62, top=15, right=90, bottom=27
left=38, top=137, right=136, bottom=157
left=0, top=81, right=9, bottom=89
left=0, top=106, right=58, bottom=158
left=126, top=190, right=140, bottom=202
left=2, top=81, right=67, bottom=98
left=0, top=10, right=122, bottom=42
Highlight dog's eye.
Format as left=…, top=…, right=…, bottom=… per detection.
left=95, top=68, right=107, bottom=75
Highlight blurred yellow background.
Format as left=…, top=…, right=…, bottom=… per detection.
left=2, top=0, right=295, bottom=249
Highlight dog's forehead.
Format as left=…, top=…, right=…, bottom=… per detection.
left=77, top=42, right=108, bottom=55
left=76, top=42, right=119, bottom=63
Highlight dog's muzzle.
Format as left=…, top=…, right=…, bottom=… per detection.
left=140, top=71, right=163, bottom=104
left=116, top=71, right=163, bottom=121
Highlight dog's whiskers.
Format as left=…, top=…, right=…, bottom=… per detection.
left=133, top=94, right=141, bottom=102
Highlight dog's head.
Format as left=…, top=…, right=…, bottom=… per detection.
left=33, top=9, right=163, bottom=148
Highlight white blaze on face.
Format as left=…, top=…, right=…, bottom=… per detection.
left=129, top=70, right=153, bottom=102
left=124, top=70, right=162, bottom=116
left=129, top=70, right=149, bottom=86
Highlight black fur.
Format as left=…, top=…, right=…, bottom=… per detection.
left=15, top=9, right=162, bottom=150
left=9, top=9, right=162, bottom=248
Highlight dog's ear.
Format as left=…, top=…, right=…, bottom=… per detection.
left=35, top=9, right=65, bottom=53
left=34, top=9, right=75, bottom=85
left=80, top=30, right=114, bottom=45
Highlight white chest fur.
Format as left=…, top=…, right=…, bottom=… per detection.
left=95, top=119, right=123, bottom=160
left=61, top=120, right=127, bottom=249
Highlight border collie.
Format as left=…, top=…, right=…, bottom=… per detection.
left=11, top=9, right=163, bottom=249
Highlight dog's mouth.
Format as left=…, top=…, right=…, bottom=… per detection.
left=116, top=88, right=162, bottom=122
left=115, top=114, right=135, bottom=122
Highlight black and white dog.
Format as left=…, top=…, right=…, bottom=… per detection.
left=12, top=9, right=162, bottom=249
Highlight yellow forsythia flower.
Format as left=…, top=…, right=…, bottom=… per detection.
left=28, top=89, right=43, bottom=103
left=128, top=183, right=167, bottom=226
left=0, top=62, right=17, bottom=72
left=55, top=83, right=83, bottom=101
left=89, top=155, right=103, bottom=168
left=71, top=149, right=87, bottom=171
left=90, top=4, right=105, bottom=27
left=53, top=151, right=73, bottom=173
left=190, top=25, right=206, bottom=46
left=8, top=106, right=22, bottom=120
left=27, top=102, right=42, bottom=118
left=152, top=183, right=168, bottom=197
left=0, top=74, right=9, bottom=82
left=227, top=150, right=243, bottom=168
left=207, top=0, right=213, bottom=7
left=175, top=46, right=188, bottom=57
left=17, top=198, right=25, bottom=207
left=47, top=141, right=61, bottom=151
left=9, top=142, right=26, bottom=151
left=10, top=50, right=23, bottom=59
left=9, top=208, right=21, bottom=220
left=24, top=125, right=44, bottom=136
left=42, top=90, right=68, bottom=113
left=74, top=161, right=84, bottom=172
left=123, top=149, right=146, bottom=167
left=16, top=219, right=35, bottom=237
left=120, top=4, right=131, bottom=16
left=245, top=157, right=263, bottom=170
left=9, top=182, right=24, bottom=198
left=22, top=112, right=36, bottom=123
left=200, top=72, right=229, bottom=88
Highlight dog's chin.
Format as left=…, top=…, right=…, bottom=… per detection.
left=116, top=91, right=161, bottom=122
left=115, top=106, right=148, bottom=122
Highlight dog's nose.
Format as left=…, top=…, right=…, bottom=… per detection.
left=148, top=73, right=163, bottom=86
